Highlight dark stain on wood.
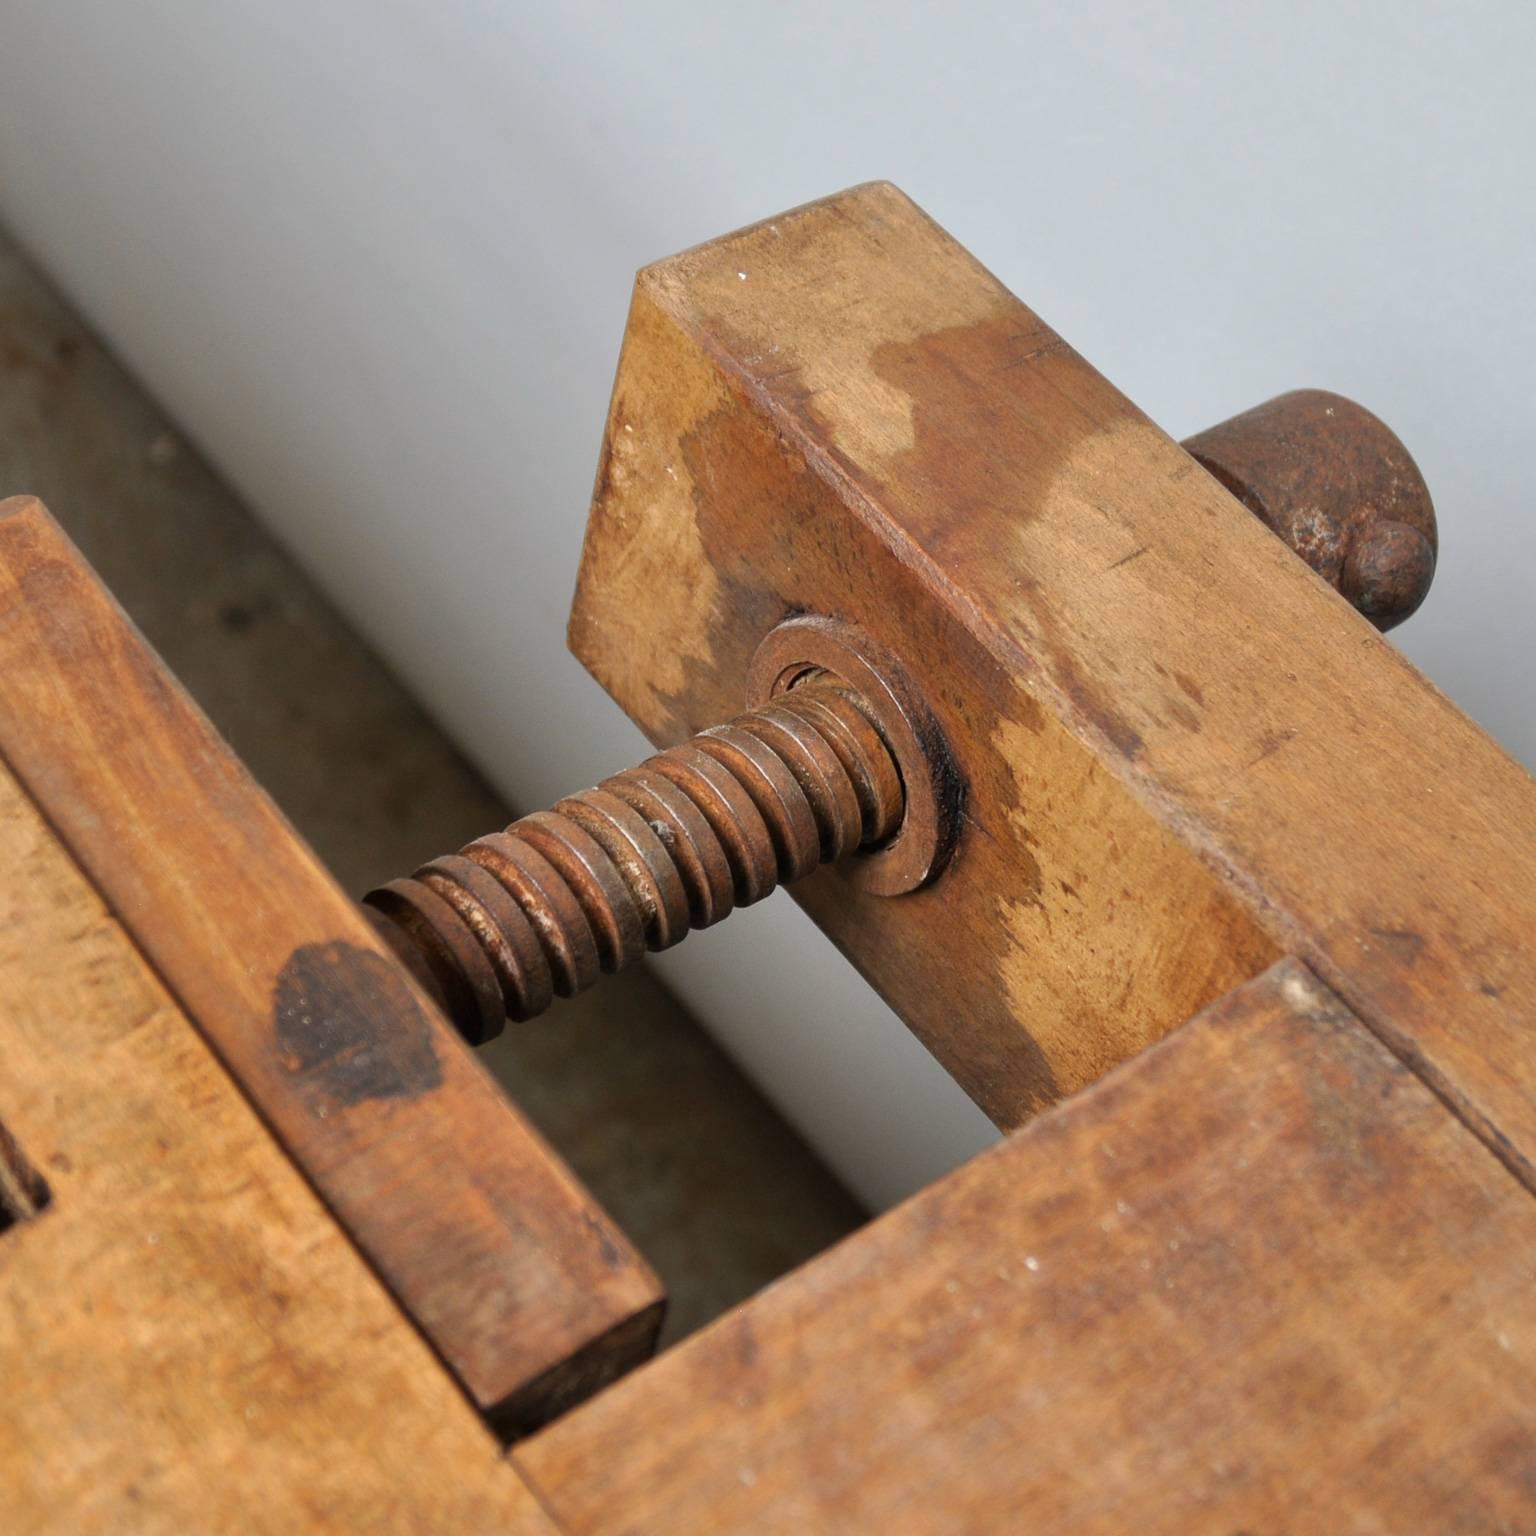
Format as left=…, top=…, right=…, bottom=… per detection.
left=0, top=1117, right=51, bottom=1232
left=866, top=319, right=1148, bottom=763
left=1171, top=671, right=1205, bottom=707
left=273, top=941, right=443, bottom=1114
left=1369, top=928, right=1426, bottom=965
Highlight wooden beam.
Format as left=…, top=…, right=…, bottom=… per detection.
left=0, top=496, right=664, bottom=1433
left=568, top=182, right=1536, bottom=1184
left=518, top=959, right=1536, bottom=1533
left=0, top=762, right=554, bottom=1531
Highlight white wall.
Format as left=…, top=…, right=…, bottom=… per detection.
left=1, top=1, right=1530, bottom=1210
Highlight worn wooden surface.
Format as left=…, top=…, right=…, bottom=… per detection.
left=0, top=495, right=663, bottom=1431
left=0, top=763, right=555, bottom=1534
left=568, top=183, right=1536, bottom=1187
left=520, top=958, right=1536, bottom=1533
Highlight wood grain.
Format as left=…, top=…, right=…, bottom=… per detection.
left=0, top=495, right=663, bottom=1432
left=0, top=763, right=556, bottom=1534
left=568, top=182, right=1536, bottom=1181
left=519, top=959, right=1536, bottom=1534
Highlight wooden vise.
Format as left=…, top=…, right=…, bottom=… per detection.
left=3, top=184, right=1533, bottom=1532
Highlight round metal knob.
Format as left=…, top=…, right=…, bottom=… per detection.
left=1181, top=390, right=1437, bottom=630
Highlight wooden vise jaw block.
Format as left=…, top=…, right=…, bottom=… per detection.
left=0, top=497, right=664, bottom=1435
left=569, top=183, right=1536, bottom=1183
left=519, top=959, right=1536, bottom=1534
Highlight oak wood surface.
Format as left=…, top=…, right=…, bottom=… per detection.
left=0, top=495, right=663, bottom=1431
left=568, top=182, right=1536, bottom=1183
left=0, top=763, right=555, bottom=1534
left=519, top=959, right=1536, bottom=1534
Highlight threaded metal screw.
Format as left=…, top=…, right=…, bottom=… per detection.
left=364, top=676, right=904, bottom=1042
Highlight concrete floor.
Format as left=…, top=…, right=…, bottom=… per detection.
left=0, top=225, right=864, bottom=1343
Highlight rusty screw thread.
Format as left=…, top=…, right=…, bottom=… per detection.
left=363, top=677, right=905, bottom=1043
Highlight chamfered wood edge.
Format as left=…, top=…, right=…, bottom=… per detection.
left=0, top=494, right=664, bottom=1433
